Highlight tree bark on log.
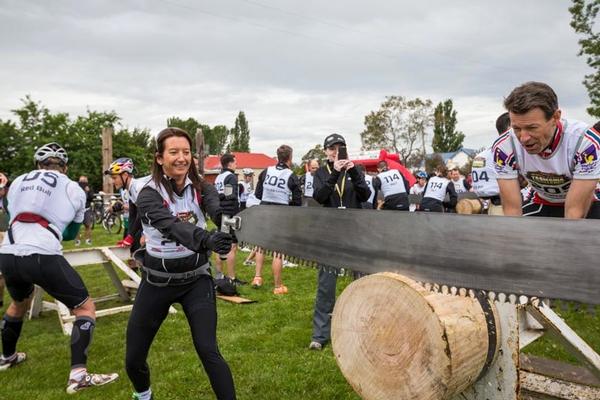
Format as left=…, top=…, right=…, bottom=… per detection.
left=332, top=272, right=499, bottom=400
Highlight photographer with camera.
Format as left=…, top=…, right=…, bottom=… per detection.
left=308, top=133, right=371, bottom=350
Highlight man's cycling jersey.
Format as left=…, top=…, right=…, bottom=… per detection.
left=451, top=178, right=470, bottom=194
left=0, top=170, right=85, bottom=256
left=304, top=173, right=314, bottom=198
left=493, top=119, right=600, bottom=204
left=471, top=148, right=499, bottom=197
left=423, top=176, right=451, bottom=201
left=377, top=169, right=408, bottom=198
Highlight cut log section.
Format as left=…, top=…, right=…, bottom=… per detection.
left=456, top=198, right=482, bottom=214
left=332, top=272, right=500, bottom=400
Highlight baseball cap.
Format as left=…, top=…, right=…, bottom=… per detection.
left=323, top=133, right=346, bottom=149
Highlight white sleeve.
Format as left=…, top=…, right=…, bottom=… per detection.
left=67, top=182, right=86, bottom=223
left=573, top=129, right=600, bottom=179
left=492, top=132, right=519, bottom=179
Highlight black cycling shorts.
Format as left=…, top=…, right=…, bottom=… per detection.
left=522, top=200, right=600, bottom=219
left=82, top=209, right=94, bottom=227
left=0, top=254, right=89, bottom=308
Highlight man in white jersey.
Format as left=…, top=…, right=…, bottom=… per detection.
left=0, top=143, right=118, bottom=393
left=470, top=113, right=511, bottom=215
left=493, top=82, right=600, bottom=218
left=214, top=154, right=246, bottom=285
left=252, top=145, right=302, bottom=294
left=301, top=159, right=319, bottom=202
left=0, top=173, right=9, bottom=308
left=420, top=166, right=458, bottom=212
left=409, top=171, right=427, bottom=211
left=239, top=168, right=254, bottom=211
left=372, top=160, right=410, bottom=211
left=356, top=164, right=377, bottom=209
left=449, top=168, right=471, bottom=195
left=104, top=158, right=151, bottom=253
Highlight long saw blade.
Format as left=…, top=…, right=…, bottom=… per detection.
left=235, top=206, right=600, bottom=305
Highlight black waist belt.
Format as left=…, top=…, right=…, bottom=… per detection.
left=142, top=262, right=211, bottom=287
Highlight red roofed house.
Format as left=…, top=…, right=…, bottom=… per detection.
left=203, top=152, right=277, bottom=185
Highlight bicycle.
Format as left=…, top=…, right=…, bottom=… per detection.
left=101, top=197, right=124, bottom=234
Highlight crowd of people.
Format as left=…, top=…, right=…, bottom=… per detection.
left=0, top=81, right=599, bottom=399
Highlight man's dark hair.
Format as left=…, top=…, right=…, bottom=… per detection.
left=504, top=81, right=558, bottom=119
left=377, top=160, right=388, bottom=170
left=593, top=120, right=600, bottom=132
left=495, top=112, right=511, bottom=134
left=220, top=153, right=235, bottom=169
left=276, top=145, right=293, bottom=163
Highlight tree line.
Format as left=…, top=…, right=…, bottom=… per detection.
left=0, top=97, right=252, bottom=190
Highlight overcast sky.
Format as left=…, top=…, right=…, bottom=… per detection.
left=0, top=0, right=595, bottom=160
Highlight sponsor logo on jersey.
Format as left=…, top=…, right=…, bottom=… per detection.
left=577, top=142, right=599, bottom=173
left=176, top=211, right=199, bottom=225
left=526, top=171, right=568, bottom=186
left=472, top=157, right=486, bottom=168
left=494, top=147, right=513, bottom=168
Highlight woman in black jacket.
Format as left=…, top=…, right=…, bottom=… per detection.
left=125, top=127, right=236, bottom=400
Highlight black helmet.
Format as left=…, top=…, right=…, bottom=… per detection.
left=323, top=133, right=346, bottom=149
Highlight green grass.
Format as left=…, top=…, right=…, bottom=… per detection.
left=0, top=225, right=598, bottom=399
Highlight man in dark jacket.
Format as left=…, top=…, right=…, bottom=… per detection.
left=309, top=133, right=371, bottom=350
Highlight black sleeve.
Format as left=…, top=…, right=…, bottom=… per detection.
left=288, top=174, right=302, bottom=206
left=402, top=176, right=410, bottom=193
left=446, top=183, right=458, bottom=207
left=200, top=182, right=223, bottom=225
left=224, top=174, right=239, bottom=200
left=347, top=166, right=371, bottom=203
left=373, top=177, right=381, bottom=191
left=128, top=200, right=142, bottom=238
left=238, top=182, right=245, bottom=195
left=464, top=179, right=472, bottom=191
left=255, top=169, right=267, bottom=200
left=313, top=167, right=340, bottom=204
left=137, top=187, right=212, bottom=253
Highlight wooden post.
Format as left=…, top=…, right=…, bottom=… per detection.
left=332, top=272, right=499, bottom=400
left=102, top=127, right=113, bottom=194
left=196, top=128, right=205, bottom=176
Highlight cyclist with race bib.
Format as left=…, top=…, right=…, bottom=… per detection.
left=0, top=143, right=118, bottom=393
left=420, top=165, right=458, bottom=212
left=213, top=154, right=245, bottom=285
left=409, top=171, right=427, bottom=211
left=372, top=160, right=410, bottom=211
left=104, top=158, right=151, bottom=249
left=251, top=145, right=302, bottom=294
left=470, top=112, right=511, bottom=215
left=494, top=82, right=600, bottom=218
left=126, top=128, right=235, bottom=400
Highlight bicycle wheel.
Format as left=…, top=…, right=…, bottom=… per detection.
left=105, top=213, right=122, bottom=234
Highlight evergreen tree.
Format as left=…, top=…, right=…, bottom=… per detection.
left=431, top=99, right=465, bottom=153
left=228, top=111, right=250, bottom=152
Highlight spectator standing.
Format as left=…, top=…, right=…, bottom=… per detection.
left=75, top=176, right=94, bottom=246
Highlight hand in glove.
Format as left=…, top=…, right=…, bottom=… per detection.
left=117, top=234, right=134, bottom=247
left=205, top=230, right=232, bottom=255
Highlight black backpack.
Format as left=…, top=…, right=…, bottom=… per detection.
left=214, top=277, right=238, bottom=296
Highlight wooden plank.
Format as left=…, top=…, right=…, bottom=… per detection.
left=521, top=370, right=600, bottom=400
left=55, top=300, right=74, bottom=336
left=102, top=262, right=131, bottom=302
left=217, top=295, right=256, bottom=304
left=520, top=354, right=600, bottom=388
left=27, top=285, right=44, bottom=319
left=100, top=247, right=140, bottom=283
left=526, top=303, right=600, bottom=380
left=62, top=305, right=134, bottom=323
left=92, top=293, right=122, bottom=304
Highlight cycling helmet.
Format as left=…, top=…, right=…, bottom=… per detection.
left=242, top=168, right=254, bottom=176
left=416, top=171, right=427, bottom=179
left=105, top=157, right=134, bottom=175
left=34, top=142, right=68, bottom=164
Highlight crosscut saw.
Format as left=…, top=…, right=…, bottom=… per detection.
left=232, top=206, right=600, bottom=305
